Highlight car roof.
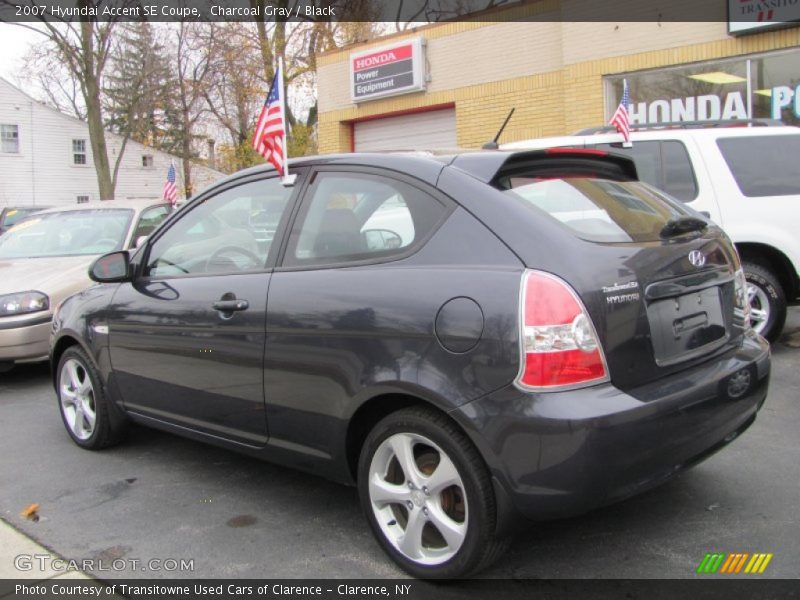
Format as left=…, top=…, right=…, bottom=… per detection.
left=204, top=147, right=636, bottom=192
left=33, top=199, right=171, bottom=215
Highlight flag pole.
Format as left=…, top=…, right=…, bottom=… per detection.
left=278, top=57, right=293, bottom=186
left=621, top=78, right=632, bottom=148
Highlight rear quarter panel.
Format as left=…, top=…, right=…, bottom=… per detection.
left=263, top=207, right=524, bottom=473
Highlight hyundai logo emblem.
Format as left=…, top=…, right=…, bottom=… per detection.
left=688, top=250, right=706, bottom=267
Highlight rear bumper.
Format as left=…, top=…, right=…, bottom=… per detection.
left=0, top=316, right=52, bottom=363
left=453, top=332, right=770, bottom=522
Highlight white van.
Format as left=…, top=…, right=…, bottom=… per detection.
left=503, top=122, right=800, bottom=341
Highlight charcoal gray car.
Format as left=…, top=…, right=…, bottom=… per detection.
left=50, top=149, right=770, bottom=578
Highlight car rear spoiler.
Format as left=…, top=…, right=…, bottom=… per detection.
left=448, top=148, right=638, bottom=184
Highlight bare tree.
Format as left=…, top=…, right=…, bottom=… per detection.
left=202, top=22, right=264, bottom=167
left=169, top=22, right=214, bottom=196
left=21, top=43, right=87, bottom=119
left=8, top=1, right=121, bottom=199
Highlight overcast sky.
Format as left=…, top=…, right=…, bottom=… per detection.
left=0, top=24, right=40, bottom=88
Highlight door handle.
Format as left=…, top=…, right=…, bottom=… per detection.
left=212, top=299, right=249, bottom=312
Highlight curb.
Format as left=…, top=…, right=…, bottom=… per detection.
left=0, top=517, right=93, bottom=581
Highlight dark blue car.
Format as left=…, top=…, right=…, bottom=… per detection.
left=50, top=149, right=770, bottom=578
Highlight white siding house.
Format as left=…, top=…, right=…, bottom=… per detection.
left=0, top=78, right=224, bottom=207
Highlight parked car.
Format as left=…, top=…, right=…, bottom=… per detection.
left=0, top=205, right=50, bottom=236
left=51, top=150, right=770, bottom=578
left=503, top=120, right=800, bottom=341
left=0, top=200, right=171, bottom=370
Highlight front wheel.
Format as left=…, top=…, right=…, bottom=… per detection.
left=743, top=262, right=786, bottom=342
left=57, top=346, right=127, bottom=449
left=357, top=406, right=508, bottom=578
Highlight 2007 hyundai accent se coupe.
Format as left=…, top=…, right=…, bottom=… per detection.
left=50, top=149, right=770, bottom=578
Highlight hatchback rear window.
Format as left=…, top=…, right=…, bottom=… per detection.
left=717, top=135, right=800, bottom=197
left=501, top=178, right=690, bottom=243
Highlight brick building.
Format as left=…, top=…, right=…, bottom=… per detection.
left=315, top=1, right=800, bottom=154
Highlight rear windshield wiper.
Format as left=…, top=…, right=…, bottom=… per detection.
left=660, top=216, right=708, bottom=239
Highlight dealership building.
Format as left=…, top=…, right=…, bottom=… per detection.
left=316, top=1, right=800, bottom=153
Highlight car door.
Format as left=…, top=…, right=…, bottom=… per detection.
left=263, top=168, right=454, bottom=460
left=107, top=173, right=302, bottom=446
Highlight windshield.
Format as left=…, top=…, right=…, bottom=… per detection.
left=0, top=209, right=134, bottom=258
left=501, top=178, right=691, bottom=243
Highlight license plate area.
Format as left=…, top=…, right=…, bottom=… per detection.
left=647, top=286, right=729, bottom=366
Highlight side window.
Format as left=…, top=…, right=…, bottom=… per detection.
left=592, top=140, right=698, bottom=202
left=660, top=141, right=698, bottom=202
left=594, top=141, right=662, bottom=190
left=145, top=178, right=293, bottom=277
left=717, top=135, right=800, bottom=197
left=130, top=205, right=171, bottom=247
left=284, top=172, right=448, bottom=267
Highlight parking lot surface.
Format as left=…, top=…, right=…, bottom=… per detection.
left=1, top=310, right=798, bottom=579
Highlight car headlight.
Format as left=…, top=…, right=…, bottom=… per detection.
left=0, top=291, right=50, bottom=317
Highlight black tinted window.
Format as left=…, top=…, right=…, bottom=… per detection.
left=284, top=173, right=448, bottom=267
left=592, top=140, right=698, bottom=202
left=660, top=141, right=698, bottom=201
left=717, top=135, right=800, bottom=197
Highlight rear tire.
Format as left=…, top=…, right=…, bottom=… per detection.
left=57, top=346, right=127, bottom=449
left=743, top=262, right=786, bottom=342
left=357, top=406, right=508, bottom=578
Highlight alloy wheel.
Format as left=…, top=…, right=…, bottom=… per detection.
left=59, top=358, right=97, bottom=441
left=747, top=283, right=770, bottom=335
left=367, top=432, right=468, bottom=566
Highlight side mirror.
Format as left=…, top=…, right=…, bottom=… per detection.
left=363, top=229, right=402, bottom=251
left=135, top=235, right=148, bottom=248
left=89, top=251, right=132, bottom=283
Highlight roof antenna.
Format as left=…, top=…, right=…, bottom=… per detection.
left=482, top=108, right=515, bottom=150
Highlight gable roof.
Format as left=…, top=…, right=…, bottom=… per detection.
left=0, top=77, right=225, bottom=178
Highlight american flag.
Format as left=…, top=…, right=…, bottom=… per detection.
left=609, top=79, right=631, bottom=144
left=253, top=63, right=286, bottom=177
left=163, top=162, right=178, bottom=205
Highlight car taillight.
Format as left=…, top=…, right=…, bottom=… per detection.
left=516, top=270, right=609, bottom=390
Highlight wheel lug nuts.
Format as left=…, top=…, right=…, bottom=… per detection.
left=422, top=486, right=429, bottom=495
left=406, top=501, right=414, bottom=510
left=423, top=507, right=428, bottom=516
left=408, top=482, right=414, bottom=489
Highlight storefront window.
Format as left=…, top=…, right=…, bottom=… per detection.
left=606, top=48, right=800, bottom=127
left=750, top=52, right=800, bottom=124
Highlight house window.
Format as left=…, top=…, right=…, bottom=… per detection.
left=142, top=154, right=154, bottom=168
left=1, top=124, right=19, bottom=153
left=73, top=139, right=87, bottom=165
left=76, top=195, right=90, bottom=204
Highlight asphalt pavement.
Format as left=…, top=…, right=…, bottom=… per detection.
left=1, top=310, right=798, bottom=580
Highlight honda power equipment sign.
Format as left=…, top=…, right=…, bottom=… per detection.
left=351, top=38, right=427, bottom=103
